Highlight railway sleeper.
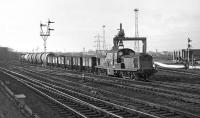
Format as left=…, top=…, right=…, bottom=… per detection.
left=115, top=111, right=128, bottom=116
left=84, top=111, right=98, bottom=115
left=122, top=113, right=138, bottom=118
left=153, top=110, right=170, bottom=115
left=78, top=108, right=91, bottom=112
left=100, top=106, right=113, bottom=110
left=111, top=109, right=123, bottom=114
left=148, top=109, right=163, bottom=113
left=143, top=107, right=155, bottom=111
left=106, top=108, right=121, bottom=113
left=161, top=112, right=177, bottom=117
left=86, top=114, right=105, bottom=118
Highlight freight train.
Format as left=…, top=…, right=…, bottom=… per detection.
left=20, top=24, right=156, bottom=80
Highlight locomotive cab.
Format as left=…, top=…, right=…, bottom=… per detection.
left=116, top=48, right=135, bottom=69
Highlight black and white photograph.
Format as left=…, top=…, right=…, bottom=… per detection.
left=0, top=0, right=200, bottom=118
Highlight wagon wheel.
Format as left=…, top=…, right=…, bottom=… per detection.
left=121, top=71, right=127, bottom=79
left=122, top=73, right=126, bottom=79
left=129, top=72, right=135, bottom=80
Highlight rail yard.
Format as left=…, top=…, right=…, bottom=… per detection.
left=1, top=24, right=200, bottom=118
left=1, top=57, right=200, bottom=118
left=1, top=33, right=200, bottom=118
left=1, top=0, right=200, bottom=118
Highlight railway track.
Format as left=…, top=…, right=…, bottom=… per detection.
left=149, top=80, right=200, bottom=94
left=18, top=63, right=200, bottom=93
left=18, top=64, right=200, bottom=106
left=157, top=67, right=200, bottom=78
left=8, top=62, right=200, bottom=95
left=6, top=65, right=200, bottom=118
left=34, top=64, right=200, bottom=94
left=0, top=66, right=161, bottom=118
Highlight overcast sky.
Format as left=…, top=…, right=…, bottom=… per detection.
left=0, top=0, right=199, bottom=52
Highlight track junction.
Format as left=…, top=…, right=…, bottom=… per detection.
left=0, top=62, right=200, bottom=118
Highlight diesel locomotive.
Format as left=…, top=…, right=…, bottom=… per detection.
left=95, top=23, right=156, bottom=80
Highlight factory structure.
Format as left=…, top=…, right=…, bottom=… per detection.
left=173, top=49, right=200, bottom=65
left=172, top=37, right=200, bottom=66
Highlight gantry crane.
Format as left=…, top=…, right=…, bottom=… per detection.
left=112, top=23, right=147, bottom=53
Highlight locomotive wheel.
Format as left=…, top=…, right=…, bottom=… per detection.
left=143, top=74, right=149, bottom=82
left=97, top=68, right=101, bottom=75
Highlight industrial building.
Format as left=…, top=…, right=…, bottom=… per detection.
left=173, top=49, right=200, bottom=64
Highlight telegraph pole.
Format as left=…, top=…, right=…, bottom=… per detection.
left=40, top=19, right=54, bottom=57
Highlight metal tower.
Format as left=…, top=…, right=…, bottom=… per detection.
left=134, top=8, right=139, bottom=52
left=40, top=19, right=54, bottom=55
left=102, top=25, right=106, bottom=50
left=94, top=33, right=102, bottom=53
